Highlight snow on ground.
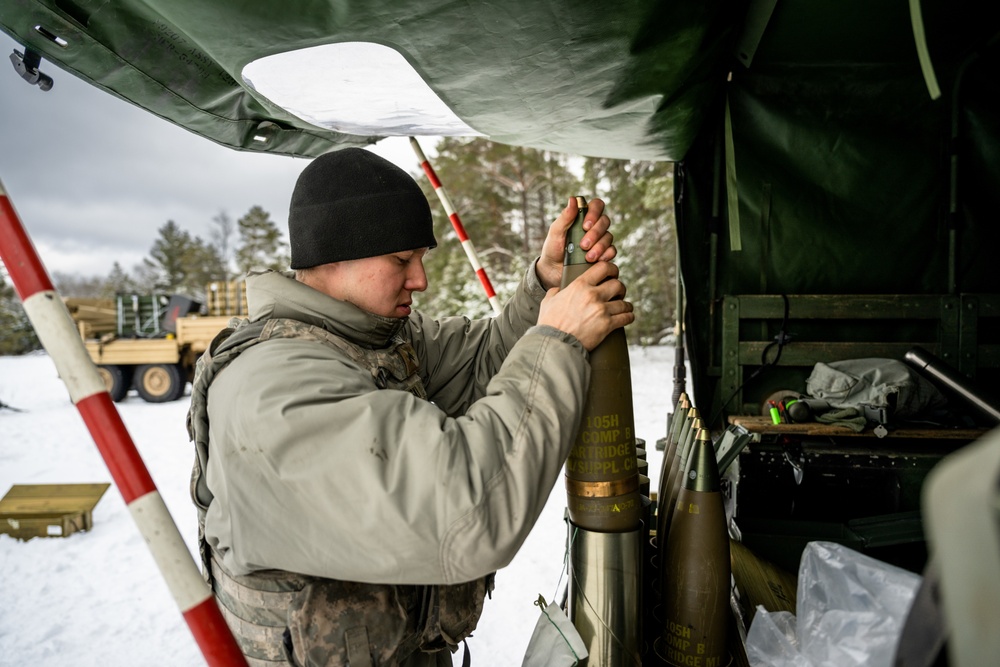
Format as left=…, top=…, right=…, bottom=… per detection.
left=0, top=346, right=687, bottom=666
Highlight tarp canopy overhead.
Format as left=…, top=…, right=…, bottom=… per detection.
left=3, top=0, right=999, bottom=420
left=0, top=0, right=735, bottom=160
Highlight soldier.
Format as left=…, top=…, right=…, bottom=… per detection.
left=188, top=148, right=633, bottom=666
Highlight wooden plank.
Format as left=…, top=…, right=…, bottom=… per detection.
left=0, top=484, right=110, bottom=540
left=738, top=341, right=938, bottom=366
left=1, top=513, right=92, bottom=540
left=175, top=317, right=231, bottom=345
left=735, top=294, right=946, bottom=320
left=728, top=415, right=987, bottom=440
left=715, top=293, right=1000, bottom=424
left=176, top=316, right=233, bottom=355
left=0, top=483, right=110, bottom=514
left=85, top=338, right=180, bottom=365
left=731, top=539, right=797, bottom=619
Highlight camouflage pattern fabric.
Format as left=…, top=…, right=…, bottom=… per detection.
left=284, top=577, right=489, bottom=666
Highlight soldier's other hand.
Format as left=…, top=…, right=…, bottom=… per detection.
left=536, top=197, right=616, bottom=290
left=538, top=261, right=634, bottom=351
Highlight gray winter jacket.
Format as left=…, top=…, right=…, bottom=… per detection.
left=202, top=264, right=590, bottom=586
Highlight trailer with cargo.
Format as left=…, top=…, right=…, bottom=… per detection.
left=64, top=282, right=246, bottom=402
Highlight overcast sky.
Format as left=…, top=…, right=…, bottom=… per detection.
left=0, top=32, right=431, bottom=279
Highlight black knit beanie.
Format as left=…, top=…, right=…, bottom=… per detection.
left=288, top=148, right=436, bottom=269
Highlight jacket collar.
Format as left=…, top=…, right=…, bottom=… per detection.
left=244, top=270, right=406, bottom=348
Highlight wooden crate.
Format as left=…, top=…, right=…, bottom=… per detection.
left=204, top=280, right=248, bottom=317
left=0, top=483, right=111, bottom=541
left=64, top=298, right=117, bottom=337
left=84, top=337, right=181, bottom=365
left=175, top=315, right=234, bottom=355
left=714, top=292, right=1000, bottom=419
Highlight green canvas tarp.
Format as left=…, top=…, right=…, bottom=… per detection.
left=3, top=0, right=999, bottom=417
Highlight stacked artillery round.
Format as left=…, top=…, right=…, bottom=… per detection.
left=650, top=396, right=732, bottom=667
left=560, top=202, right=731, bottom=666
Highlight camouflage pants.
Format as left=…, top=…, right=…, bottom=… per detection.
left=209, top=550, right=489, bottom=667
left=284, top=577, right=489, bottom=667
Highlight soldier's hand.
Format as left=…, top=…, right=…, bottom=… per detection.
left=536, top=198, right=616, bottom=290
left=538, top=261, right=634, bottom=351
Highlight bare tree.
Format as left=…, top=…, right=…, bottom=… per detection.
left=210, top=209, right=235, bottom=280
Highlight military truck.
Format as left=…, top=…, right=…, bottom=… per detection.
left=65, top=282, right=246, bottom=403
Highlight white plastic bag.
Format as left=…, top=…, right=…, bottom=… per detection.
left=520, top=595, right=588, bottom=667
left=744, top=608, right=812, bottom=667
left=745, top=541, right=921, bottom=667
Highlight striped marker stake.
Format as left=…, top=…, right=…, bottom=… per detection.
left=410, top=137, right=502, bottom=315
left=0, top=178, right=248, bottom=667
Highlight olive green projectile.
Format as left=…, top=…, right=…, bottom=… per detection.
left=656, top=404, right=694, bottom=528
left=655, top=430, right=730, bottom=667
left=658, top=413, right=701, bottom=542
left=562, top=196, right=640, bottom=532
left=664, top=392, right=689, bottom=445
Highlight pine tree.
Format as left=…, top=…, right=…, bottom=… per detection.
left=141, top=220, right=225, bottom=299
left=0, top=265, right=40, bottom=355
left=235, top=206, right=287, bottom=275
left=185, top=239, right=226, bottom=295
left=210, top=210, right=236, bottom=280
left=415, top=138, right=676, bottom=342
left=143, top=220, right=194, bottom=293
left=583, top=157, right=676, bottom=343
left=416, top=138, right=580, bottom=318
left=51, top=272, right=105, bottom=298
left=130, top=261, right=161, bottom=294
left=102, top=262, right=136, bottom=298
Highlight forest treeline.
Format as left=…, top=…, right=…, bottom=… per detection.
left=0, top=138, right=677, bottom=354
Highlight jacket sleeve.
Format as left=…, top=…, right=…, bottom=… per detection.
left=204, top=324, right=590, bottom=586
left=408, top=261, right=548, bottom=416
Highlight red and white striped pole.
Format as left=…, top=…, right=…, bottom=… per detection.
left=0, top=178, right=248, bottom=667
left=410, top=137, right=502, bottom=316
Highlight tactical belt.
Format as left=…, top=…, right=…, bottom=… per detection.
left=210, top=552, right=312, bottom=666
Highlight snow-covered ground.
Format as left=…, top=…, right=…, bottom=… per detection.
left=0, top=346, right=686, bottom=666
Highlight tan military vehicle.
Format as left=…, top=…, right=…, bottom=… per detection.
left=64, top=281, right=245, bottom=402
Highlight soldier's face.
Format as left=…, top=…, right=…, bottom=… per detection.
left=306, top=248, right=429, bottom=318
